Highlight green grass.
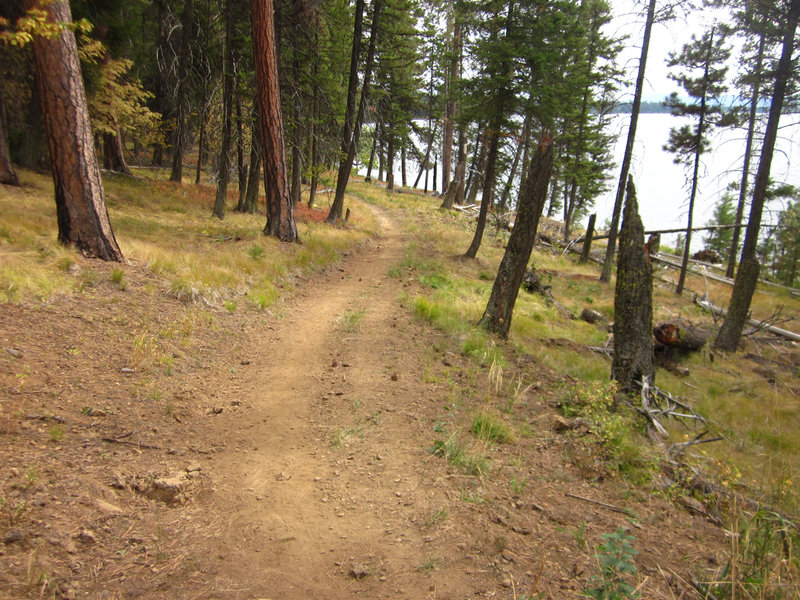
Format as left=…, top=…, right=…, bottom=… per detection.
left=470, top=411, right=514, bottom=444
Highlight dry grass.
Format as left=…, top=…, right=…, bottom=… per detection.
left=0, top=168, right=376, bottom=307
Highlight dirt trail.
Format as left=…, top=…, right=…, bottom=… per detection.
left=0, top=205, right=731, bottom=600
left=203, top=209, right=455, bottom=598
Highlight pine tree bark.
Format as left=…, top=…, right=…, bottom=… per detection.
left=253, top=0, right=298, bottom=242
left=28, top=0, right=122, bottom=261
left=236, top=95, right=248, bottom=211
left=243, top=124, right=262, bottom=214
left=715, top=0, right=800, bottom=351
left=465, top=114, right=503, bottom=259
left=169, top=0, right=194, bottom=182
left=213, top=0, right=235, bottom=220
left=441, top=128, right=467, bottom=210
left=441, top=16, right=461, bottom=194
left=0, top=74, right=19, bottom=186
left=612, top=176, right=654, bottom=392
left=102, top=126, right=132, bottom=176
left=600, top=0, right=656, bottom=283
left=327, top=0, right=383, bottom=223
left=479, top=134, right=554, bottom=338
left=726, top=26, right=765, bottom=279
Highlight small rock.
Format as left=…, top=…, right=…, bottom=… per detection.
left=276, top=472, right=291, bottom=481
left=680, top=496, right=707, bottom=517
left=230, top=400, right=242, bottom=406
left=349, top=562, right=369, bottom=579
left=207, top=407, right=223, bottom=415
left=3, top=529, right=24, bottom=544
left=390, top=373, right=399, bottom=381
left=94, top=498, right=123, bottom=514
left=552, top=415, right=589, bottom=433
left=342, top=362, right=351, bottom=368
left=186, top=464, right=202, bottom=473
left=501, top=550, right=515, bottom=563
left=76, top=529, right=97, bottom=544
left=4, top=347, right=22, bottom=359
left=500, top=576, right=512, bottom=588
left=143, top=474, right=189, bottom=505
left=120, top=367, right=135, bottom=374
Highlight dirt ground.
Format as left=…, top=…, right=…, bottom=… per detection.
left=1, top=208, right=730, bottom=599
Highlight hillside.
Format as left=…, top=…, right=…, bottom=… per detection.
left=1, top=170, right=799, bottom=599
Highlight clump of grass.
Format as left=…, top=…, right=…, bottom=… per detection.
left=557, top=382, right=656, bottom=484
left=422, top=507, right=449, bottom=527
left=339, top=308, right=366, bottom=332
left=416, top=555, right=442, bottom=573
left=429, top=433, right=490, bottom=476
left=698, top=509, right=800, bottom=599
left=224, top=300, right=237, bottom=312
left=48, top=423, right=64, bottom=442
left=470, top=411, right=514, bottom=444
left=330, top=426, right=363, bottom=448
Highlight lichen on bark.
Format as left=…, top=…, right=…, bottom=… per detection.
left=611, top=176, right=654, bottom=392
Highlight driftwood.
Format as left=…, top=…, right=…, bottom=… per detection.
left=653, top=323, right=709, bottom=351
left=694, top=295, right=800, bottom=343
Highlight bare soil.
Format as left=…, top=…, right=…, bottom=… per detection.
left=1, top=208, right=729, bottom=599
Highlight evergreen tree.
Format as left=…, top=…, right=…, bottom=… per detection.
left=664, top=26, right=732, bottom=295
left=703, top=190, right=736, bottom=257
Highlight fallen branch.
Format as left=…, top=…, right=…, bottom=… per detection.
left=564, top=492, right=640, bottom=524
left=694, top=295, right=800, bottom=343
left=102, top=436, right=164, bottom=451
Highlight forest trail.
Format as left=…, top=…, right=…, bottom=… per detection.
left=195, top=207, right=468, bottom=598
left=0, top=202, right=731, bottom=600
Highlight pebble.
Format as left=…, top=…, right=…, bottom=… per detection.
left=3, top=529, right=24, bottom=544
left=500, top=576, right=512, bottom=588
left=4, top=348, right=22, bottom=359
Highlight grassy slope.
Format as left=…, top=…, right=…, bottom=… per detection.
left=348, top=180, right=800, bottom=518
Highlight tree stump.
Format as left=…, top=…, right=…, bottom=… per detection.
left=612, top=176, right=654, bottom=392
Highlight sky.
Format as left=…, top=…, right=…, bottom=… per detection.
left=608, top=0, right=730, bottom=102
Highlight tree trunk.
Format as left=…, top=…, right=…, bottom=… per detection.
left=441, top=128, right=467, bottom=209
left=253, top=0, right=298, bottom=242
left=28, top=0, right=122, bottom=261
left=0, top=75, right=20, bottom=185
left=327, top=0, right=383, bottom=223
left=442, top=16, right=461, bottom=194
left=289, top=49, right=302, bottom=208
left=170, top=0, right=194, bottom=182
left=612, top=176, right=654, bottom=392
left=465, top=116, right=502, bottom=259
left=479, top=134, right=554, bottom=338
left=413, top=123, right=436, bottom=189
left=213, top=0, right=235, bottom=220
left=579, top=213, right=596, bottom=264
left=676, top=29, right=714, bottom=296
left=715, top=0, right=799, bottom=351
left=498, top=115, right=528, bottom=215
left=102, top=126, right=132, bottom=176
left=244, top=108, right=262, bottom=214
left=195, top=111, right=205, bottom=185
left=400, top=139, right=407, bottom=188
left=365, top=119, right=380, bottom=182
left=600, top=0, right=656, bottom=283
left=386, top=133, right=395, bottom=190
left=236, top=95, right=248, bottom=211
left=726, top=26, right=765, bottom=279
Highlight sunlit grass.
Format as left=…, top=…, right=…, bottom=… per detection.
left=0, top=168, right=375, bottom=306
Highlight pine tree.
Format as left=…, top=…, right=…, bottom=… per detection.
left=664, top=26, right=732, bottom=295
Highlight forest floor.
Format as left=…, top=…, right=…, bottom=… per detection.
left=0, top=201, right=747, bottom=600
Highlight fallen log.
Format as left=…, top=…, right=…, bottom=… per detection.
left=580, top=308, right=608, bottom=325
left=653, top=323, right=709, bottom=351
left=694, top=295, right=800, bottom=343
left=522, top=268, right=575, bottom=319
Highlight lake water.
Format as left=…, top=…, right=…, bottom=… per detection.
left=595, top=112, right=800, bottom=251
